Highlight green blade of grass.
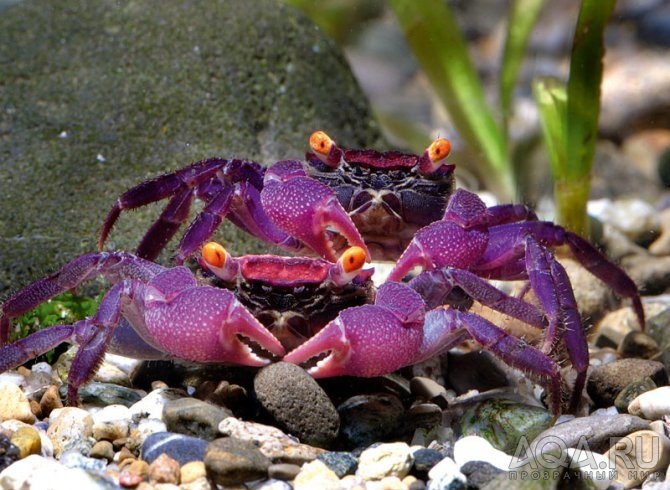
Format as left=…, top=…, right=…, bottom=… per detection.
left=501, top=0, right=545, bottom=123
left=389, top=0, right=514, bottom=199
left=565, top=0, right=615, bottom=180
left=533, top=78, right=567, bottom=177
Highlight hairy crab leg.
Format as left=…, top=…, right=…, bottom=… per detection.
left=481, top=222, right=645, bottom=329
left=420, top=308, right=563, bottom=415
left=0, top=252, right=165, bottom=346
left=99, top=158, right=236, bottom=250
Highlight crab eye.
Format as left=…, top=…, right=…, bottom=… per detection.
left=310, top=131, right=333, bottom=156
left=428, top=138, right=451, bottom=163
left=203, top=242, right=227, bottom=268
left=340, top=246, right=367, bottom=273
left=418, top=137, right=452, bottom=175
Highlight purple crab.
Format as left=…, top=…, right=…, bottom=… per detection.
left=0, top=133, right=645, bottom=414
left=97, top=131, right=455, bottom=262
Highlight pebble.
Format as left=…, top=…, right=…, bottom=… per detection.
left=530, top=412, right=651, bottom=454
left=268, top=463, right=301, bottom=481
left=180, top=460, right=207, bottom=484
left=0, top=382, right=36, bottom=424
left=453, top=435, right=514, bottom=471
left=604, top=429, right=670, bottom=489
left=59, top=450, right=107, bottom=471
left=445, top=351, right=509, bottom=394
left=254, top=363, right=339, bottom=448
left=218, top=417, right=324, bottom=464
left=628, top=386, right=670, bottom=419
left=293, top=460, right=341, bottom=489
left=147, top=452, right=181, bottom=484
left=410, top=448, right=443, bottom=479
left=204, top=437, right=272, bottom=486
left=0, top=433, right=21, bottom=472
left=357, top=442, right=414, bottom=480
left=586, top=358, right=669, bottom=408
left=410, top=377, right=449, bottom=408
left=459, top=461, right=504, bottom=488
left=128, top=387, right=185, bottom=421
left=0, top=454, right=113, bottom=489
left=618, top=331, right=661, bottom=359
left=63, top=381, right=144, bottom=407
left=614, top=377, right=658, bottom=413
left=9, top=426, right=42, bottom=459
left=163, top=397, right=232, bottom=440
left=127, top=417, right=168, bottom=454
left=46, top=407, right=94, bottom=458
left=317, top=451, right=359, bottom=477
left=91, top=404, right=132, bottom=441
left=39, top=385, right=63, bottom=418
left=89, top=440, right=114, bottom=461
left=459, top=399, right=552, bottom=454
left=588, top=198, right=661, bottom=245
left=426, top=456, right=466, bottom=490
left=141, top=432, right=208, bottom=465
left=338, top=393, right=405, bottom=447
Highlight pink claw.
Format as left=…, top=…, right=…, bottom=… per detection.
left=284, top=283, right=424, bottom=377
left=144, top=286, right=286, bottom=366
left=262, top=172, right=370, bottom=262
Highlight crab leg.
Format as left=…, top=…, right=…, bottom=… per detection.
left=0, top=252, right=164, bottom=346
left=418, top=307, right=563, bottom=414
left=283, top=282, right=423, bottom=377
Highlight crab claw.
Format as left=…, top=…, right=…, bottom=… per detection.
left=262, top=169, right=370, bottom=261
left=145, top=285, right=285, bottom=366
left=284, top=283, right=424, bottom=377
left=388, top=220, right=489, bottom=282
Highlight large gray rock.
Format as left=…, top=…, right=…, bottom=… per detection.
left=0, top=0, right=380, bottom=294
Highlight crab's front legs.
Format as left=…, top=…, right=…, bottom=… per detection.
left=0, top=252, right=164, bottom=345
left=283, top=282, right=424, bottom=377
left=262, top=161, right=370, bottom=261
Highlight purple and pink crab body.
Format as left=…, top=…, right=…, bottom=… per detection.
left=0, top=132, right=645, bottom=414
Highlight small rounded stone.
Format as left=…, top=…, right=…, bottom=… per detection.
left=614, top=377, right=657, bottom=413
left=0, top=382, right=36, bottom=424
left=254, top=363, right=339, bottom=448
left=293, top=460, right=340, bottom=489
left=148, top=452, right=181, bottom=484
left=163, top=397, right=232, bottom=441
left=357, top=442, right=413, bottom=480
left=317, top=451, right=358, bottom=478
left=180, top=461, right=207, bottom=484
left=39, top=385, right=63, bottom=419
left=9, top=427, right=41, bottom=459
left=628, top=386, right=670, bottom=419
left=204, top=437, right=271, bottom=486
left=618, top=331, right=660, bottom=359
left=89, top=440, right=114, bottom=461
left=268, top=463, right=301, bottom=481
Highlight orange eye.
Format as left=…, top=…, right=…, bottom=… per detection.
left=309, top=130, right=334, bottom=156
left=340, top=246, right=366, bottom=273
left=203, top=242, right=227, bottom=268
left=428, top=138, right=451, bottom=163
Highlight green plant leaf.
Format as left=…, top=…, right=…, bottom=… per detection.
left=533, top=77, right=567, bottom=178
left=565, top=0, right=615, bottom=180
left=501, top=0, right=545, bottom=123
left=389, top=0, right=514, bottom=199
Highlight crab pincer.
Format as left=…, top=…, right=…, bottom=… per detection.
left=283, top=281, right=425, bottom=377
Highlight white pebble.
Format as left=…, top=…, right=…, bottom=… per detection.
left=454, top=435, right=514, bottom=471
left=628, top=386, right=670, bottom=420
left=0, top=455, right=111, bottom=489
left=427, top=456, right=466, bottom=490
left=357, top=442, right=413, bottom=480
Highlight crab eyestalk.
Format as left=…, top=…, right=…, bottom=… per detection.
left=201, top=242, right=239, bottom=281
left=330, top=246, right=367, bottom=286
left=418, top=138, right=452, bottom=175
left=309, top=131, right=343, bottom=168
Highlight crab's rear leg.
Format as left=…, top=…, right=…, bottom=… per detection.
left=0, top=252, right=164, bottom=345
left=99, top=158, right=235, bottom=252
left=419, top=307, right=563, bottom=414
